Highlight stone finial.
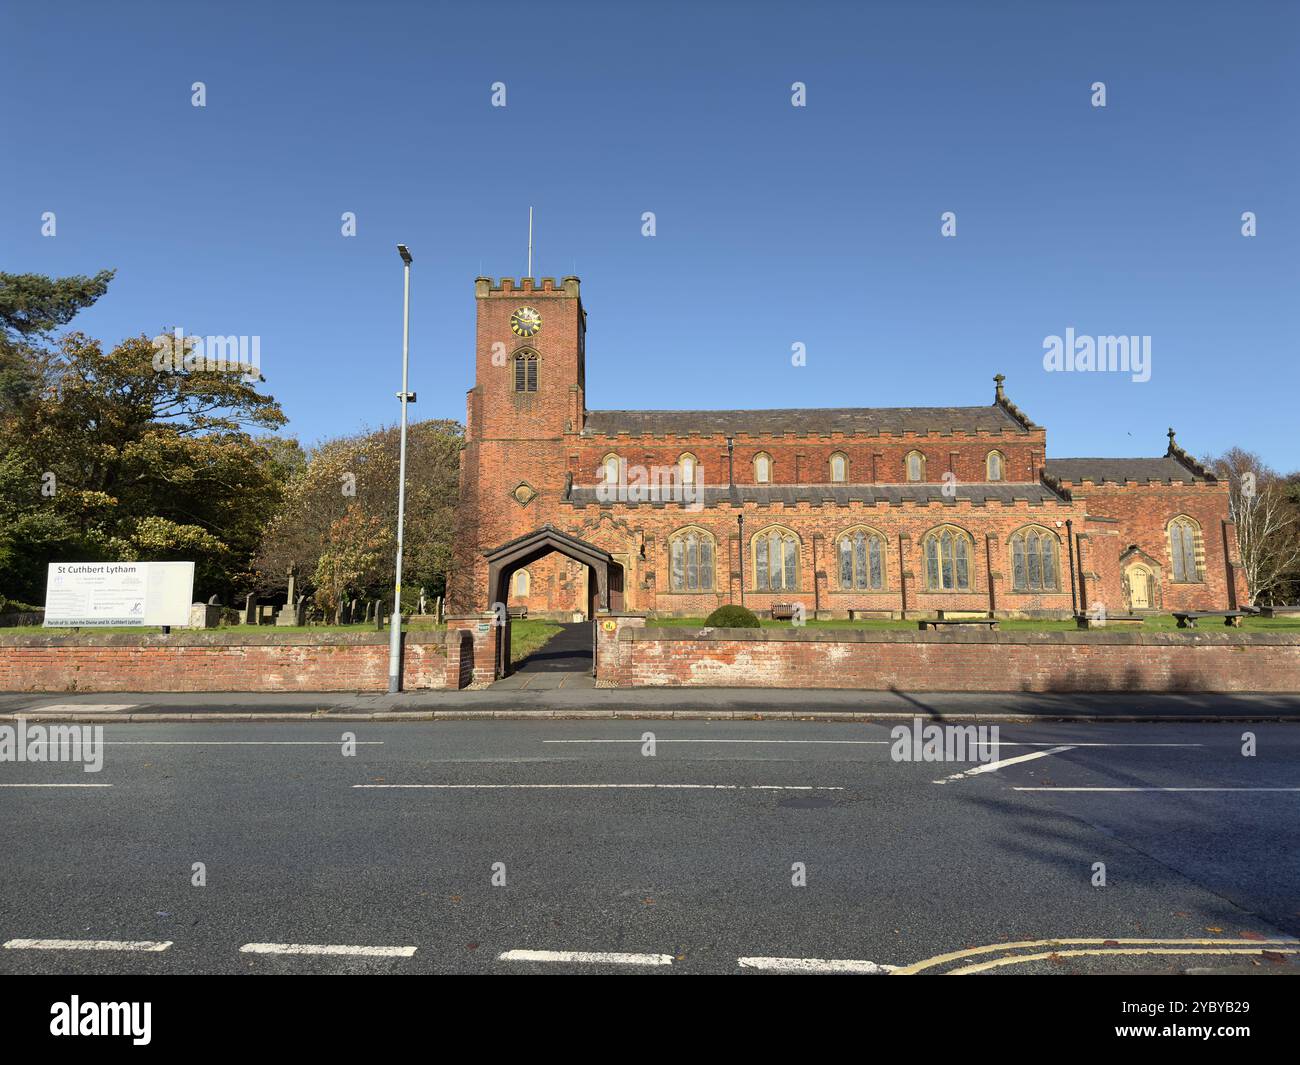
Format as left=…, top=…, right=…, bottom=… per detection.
left=1166, top=427, right=1176, bottom=454
left=993, top=373, right=1006, bottom=402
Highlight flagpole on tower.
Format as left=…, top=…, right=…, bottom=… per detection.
left=527, top=206, right=533, bottom=278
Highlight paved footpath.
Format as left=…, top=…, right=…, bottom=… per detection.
left=2, top=689, right=1300, bottom=722
left=0, top=719, right=1296, bottom=975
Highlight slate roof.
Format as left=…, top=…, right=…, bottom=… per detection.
left=582, top=404, right=1030, bottom=437
left=566, top=483, right=1066, bottom=508
left=1044, top=457, right=1204, bottom=485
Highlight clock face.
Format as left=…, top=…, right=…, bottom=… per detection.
left=511, top=306, right=542, bottom=338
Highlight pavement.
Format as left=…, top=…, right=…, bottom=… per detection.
left=1, top=718, right=1297, bottom=975
left=3, top=689, right=1300, bottom=722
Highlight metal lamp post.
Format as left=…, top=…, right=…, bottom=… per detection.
left=388, top=243, right=416, bottom=692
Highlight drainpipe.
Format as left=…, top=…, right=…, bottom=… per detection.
left=737, top=513, right=745, bottom=607
left=726, top=436, right=735, bottom=487
left=812, top=536, right=819, bottom=619
left=1066, top=519, right=1078, bottom=616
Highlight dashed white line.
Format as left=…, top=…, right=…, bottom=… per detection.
left=239, top=943, right=416, bottom=957
left=4, top=938, right=171, bottom=952
left=498, top=949, right=673, bottom=966
left=1014, top=786, right=1300, bottom=793
left=739, top=956, right=894, bottom=974
left=103, top=741, right=384, bottom=746
left=934, top=745, right=1075, bottom=784
left=0, top=783, right=112, bottom=788
left=353, top=783, right=843, bottom=791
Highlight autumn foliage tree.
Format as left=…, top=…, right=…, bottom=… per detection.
left=255, top=419, right=462, bottom=611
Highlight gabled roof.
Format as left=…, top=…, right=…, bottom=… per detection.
left=1043, top=457, right=1202, bottom=485
left=583, top=404, right=1028, bottom=438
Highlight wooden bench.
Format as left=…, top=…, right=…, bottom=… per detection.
left=917, top=618, right=999, bottom=631
left=1173, top=610, right=1248, bottom=628
left=1076, top=614, right=1145, bottom=629
left=507, top=605, right=528, bottom=619
left=770, top=603, right=799, bottom=620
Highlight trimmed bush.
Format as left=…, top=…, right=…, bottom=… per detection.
left=703, top=604, right=761, bottom=629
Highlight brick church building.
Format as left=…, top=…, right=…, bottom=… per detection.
left=448, top=276, right=1246, bottom=624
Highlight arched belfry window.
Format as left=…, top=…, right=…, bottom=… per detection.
left=1168, top=516, right=1203, bottom=583
left=668, top=526, right=715, bottom=592
left=754, top=452, right=773, bottom=484
left=513, top=349, right=538, bottom=392
left=922, top=524, right=973, bottom=591
left=836, top=527, right=886, bottom=590
left=987, top=451, right=1005, bottom=481
left=1009, top=525, right=1059, bottom=592
left=753, top=526, right=800, bottom=592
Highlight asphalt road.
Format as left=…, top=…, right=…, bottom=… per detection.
left=1, top=719, right=1297, bottom=975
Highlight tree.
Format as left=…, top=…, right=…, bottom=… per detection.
left=1, top=330, right=294, bottom=603
left=312, top=506, right=393, bottom=622
left=1205, top=448, right=1300, bottom=605
left=256, top=419, right=462, bottom=609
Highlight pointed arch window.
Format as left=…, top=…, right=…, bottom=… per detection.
left=668, top=527, right=715, bottom=592
left=836, top=528, right=886, bottom=591
left=1168, top=516, right=1203, bottom=583
left=753, top=527, right=799, bottom=592
left=829, top=452, right=848, bottom=483
left=905, top=451, right=926, bottom=482
left=601, top=453, right=621, bottom=487
left=678, top=453, right=699, bottom=486
left=923, top=525, right=973, bottom=591
left=1010, top=526, right=1059, bottom=592
left=754, top=453, right=773, bottom=484
left=513, top=349, right=538, bottom=392
left=987, top=451, right=1005, bottom=481
left=512, top=569, right=531, bottom=597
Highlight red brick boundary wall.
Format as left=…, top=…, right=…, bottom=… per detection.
left=0, top=632, right=449, bottom=693
left=593, top=615, right=1300, bottom=692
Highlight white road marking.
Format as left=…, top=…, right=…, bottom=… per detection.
left=4, top=938, right=170, bottom=952
left=934, top=745, right=1075, bottom=784
left=354, top=783, right=843, bottom=791
left=103, top=741, right=384, bottom=746
left=739, top=956, right=895, bottom=974
left=0, top=783, right=112, bottom=788
left=22, top=704, right=138, bottom=713
left=544, top=739, right=1200, bottom=747
left=498, top=949, right=673, bottom=966
left=1014, top=786, right=1300, bottom=792
left=239, top=943, right=416, bottom=957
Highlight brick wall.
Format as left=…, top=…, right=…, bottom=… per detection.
left=594, top=620, right=1300, bottom=692
left=0, top=632, right=449, bottom=693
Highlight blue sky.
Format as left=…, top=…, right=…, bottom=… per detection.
left=4, top=0, right=1296, bottom=468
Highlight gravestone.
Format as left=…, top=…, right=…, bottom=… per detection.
left=189, top=601, right=220, bottom=628
left=244, top=593, right=256, bottom=625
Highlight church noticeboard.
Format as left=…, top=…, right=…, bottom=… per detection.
left=43, top=562, right=195, bottom=627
